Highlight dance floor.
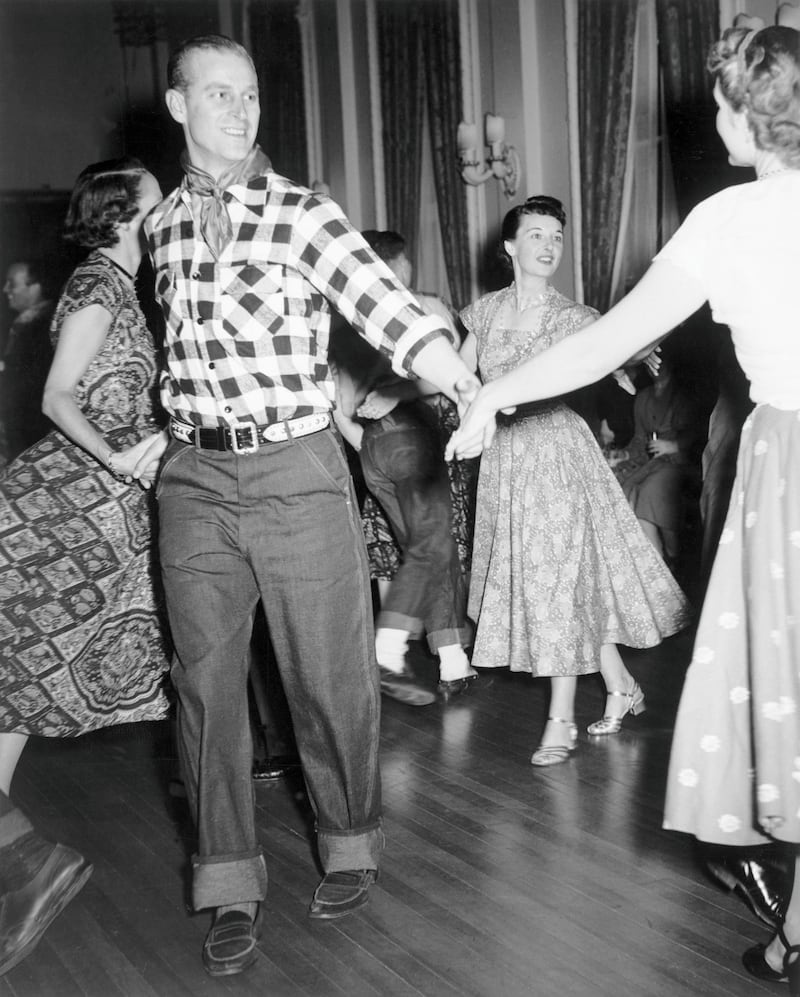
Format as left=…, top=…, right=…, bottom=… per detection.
left=0, top=630, right=780, bottom=997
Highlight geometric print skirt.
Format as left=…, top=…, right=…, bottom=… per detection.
left=664, top=404, right=800, bottom=845
left=0, top=428, right=171, bottom=737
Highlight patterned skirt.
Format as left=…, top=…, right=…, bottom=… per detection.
left=664, top=405, right=800, bottom=845
left=0, top=429, right=171, bottom=736
left=469, top=405, right=691, bottom=675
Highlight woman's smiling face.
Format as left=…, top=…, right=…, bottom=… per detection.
left=504, top=212, right=564, bottom=278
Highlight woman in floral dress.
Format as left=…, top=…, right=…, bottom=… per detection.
left=458, top=195, right=690, bottom=766
left=0, top=158, right=168, bottom=974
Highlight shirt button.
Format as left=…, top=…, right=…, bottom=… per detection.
left=208, top=362, right=215, bottom=370
left=192, top=272, right=201, bottom=280
left=197, top=318, right=204, bottom=325
left=224, top=406, right=232, bottom=414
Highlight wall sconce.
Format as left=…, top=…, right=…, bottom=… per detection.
left=457, top=113, right=520, bottom=199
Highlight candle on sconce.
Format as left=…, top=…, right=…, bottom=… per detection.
left=485, top=113, right=505, bottom=145
left=457, top=121, right=478, bottom=152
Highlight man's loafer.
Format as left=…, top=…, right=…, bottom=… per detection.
left=379, top=668, right=436, bottom=706
left=202, top=908, right=261, bottom=977
left=0, top=844, right=93, bottom=975
left=308, top=869, right=377, bottom=920
left=438, top=671, right=479, bottom=701
left=705, top=856, right=788, bottom=928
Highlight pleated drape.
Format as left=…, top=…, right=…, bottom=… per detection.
left=577, top=0, right=638, bottom=314
left=376, top=0, right=470, bottom=308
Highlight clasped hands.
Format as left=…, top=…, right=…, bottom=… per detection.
left=446, top=375, right=506, bottom=461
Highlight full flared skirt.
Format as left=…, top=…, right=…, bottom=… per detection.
left=0, top=429, right=171, bottom=736
left=664, top=405, right=800, bottom=845
left=468, top=405, right=691, bottom=676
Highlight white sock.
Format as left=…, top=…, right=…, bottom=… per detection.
left=437, top=644, right=474, bottom=682
left=375, top=628, right=409, bottom=673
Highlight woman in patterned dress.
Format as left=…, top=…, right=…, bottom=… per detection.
left=0, top=158, right=168, bottom=974
left=448, top=23, right=800, bottom=991
left=457, top=196, right=690, bottom=766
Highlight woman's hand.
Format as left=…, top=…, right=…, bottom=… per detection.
left=445, top=383, right=499, bottom=460
left=129, top=431, right=169, bottom=487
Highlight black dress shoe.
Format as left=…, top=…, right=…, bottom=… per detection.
left=308, top=869, right=377, bottom=920
left=252, top=755, right=301, bottom=781
left=438, top=672, right=479, bottom=701
left=202, top=908, right=261, bottom=977
left=0, top=844, right=93, bottom=975
left=705, top=856, right=788, bottom=928
left=379, top=668, right=436, bottom=706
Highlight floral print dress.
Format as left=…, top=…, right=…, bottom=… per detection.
left=461, top=285, right=690, bottom=676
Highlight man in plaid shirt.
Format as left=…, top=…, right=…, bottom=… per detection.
left=137, top=35, right=480, bottom=976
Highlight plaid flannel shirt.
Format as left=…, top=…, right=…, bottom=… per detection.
left=145, top=170, right=448, bottom=427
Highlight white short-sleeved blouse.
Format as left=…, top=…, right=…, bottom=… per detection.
left=655, top=171, right=800, bottom=409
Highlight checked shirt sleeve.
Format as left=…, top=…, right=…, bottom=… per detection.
left=288, top=193, right=447, bottom=378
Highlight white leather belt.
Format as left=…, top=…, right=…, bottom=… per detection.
left=169, top=413, right=331, bottom=454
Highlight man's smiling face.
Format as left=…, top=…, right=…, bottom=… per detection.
left=167, top=47, right=260, bottom=178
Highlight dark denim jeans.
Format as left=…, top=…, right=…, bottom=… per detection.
left=360, top=403, right=468, bottom=651
left=157, top=428, right=383, bottom=911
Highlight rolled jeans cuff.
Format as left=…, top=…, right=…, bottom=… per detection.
left=427, top=627, right=469, bottom=654
left=317, top=821, right=384, bottom=872
left=192, top=849, right=267, bottom=911
left=376, top=610, right=423, bottom=640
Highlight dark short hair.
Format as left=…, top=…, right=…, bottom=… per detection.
left=708, top=25, right=800, bottom=166
left=63, top=157, right=148, bottom=249
left=498, top=195, right=566, bottom=269
left=167, top=34, right=256, bottom=91
left=361, top=230, right=407, bottom=264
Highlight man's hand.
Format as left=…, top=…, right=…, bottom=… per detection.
left=357, top=389, right=400, bottom=421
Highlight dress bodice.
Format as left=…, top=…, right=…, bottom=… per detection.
left=51, top=252, right=160, bottom=435
left=460, top=285, right=598, bottom=383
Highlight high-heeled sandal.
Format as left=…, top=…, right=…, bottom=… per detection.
left=530, top=717, right=578, bottom=767
left=587, top=682, right=646, bottom=736
left=743, top=924, right=800, bottom=994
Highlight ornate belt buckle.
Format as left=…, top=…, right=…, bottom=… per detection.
left=230, top=420, right=259, bottom=455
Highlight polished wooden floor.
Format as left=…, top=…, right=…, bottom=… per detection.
left=0, top=629, right=782, bottom=997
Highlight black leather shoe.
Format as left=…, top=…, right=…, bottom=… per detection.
left=252, top=755, right=301, bottom=781
left=438, top=672, right=479, bottom=701
left=379, top=668, right=436, bottom=706
left=705, top=856, right=788, bottom=928
left=202, top=908, right=261, bottom=977
left=0, top=844, right=93, bottom=975
left=308, top=869, right=377, bottom=920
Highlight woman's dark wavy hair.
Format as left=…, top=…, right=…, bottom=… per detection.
left=708, top=25, right=800, bottom=167
left=63, top=157, right=148, bottom=249
left=498, top=195, right=566, bottom=270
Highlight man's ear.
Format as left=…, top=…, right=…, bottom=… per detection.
left=165, top=88, right=187, bottom=124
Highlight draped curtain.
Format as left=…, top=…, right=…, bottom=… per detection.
left=655, top=0, right=733, bottom=219
left=577, top=0, right=637, bottom=314
left=376, top=0, right=470, bottom=308
left=376, top=1, right=424, bottom=257
left=249, top=1, right=308, bottom=183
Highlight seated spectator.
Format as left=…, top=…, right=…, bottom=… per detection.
left=612, top=351, right=704, bottom=565
left=1, top=260, right=57, bottom=461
